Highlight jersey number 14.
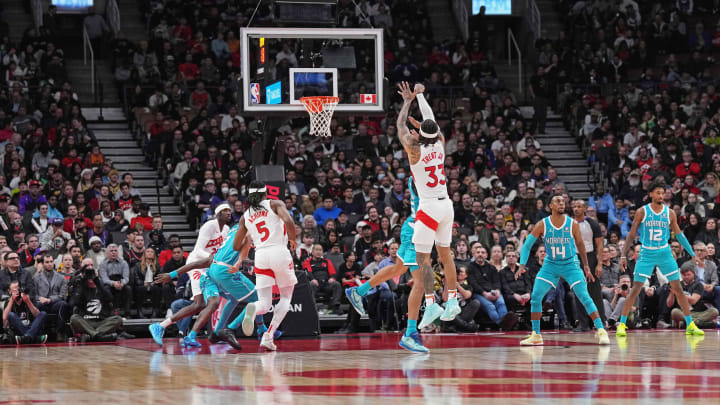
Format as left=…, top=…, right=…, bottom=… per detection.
left=551, top=246, right=565, bottom=258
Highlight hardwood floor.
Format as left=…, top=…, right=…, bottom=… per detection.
left=1, top=330, right=719, bottom=404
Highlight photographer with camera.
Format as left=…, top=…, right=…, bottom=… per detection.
left=68, top=262, right=124, bottom=342
left=3, top=280, right=47, bottom=344
left=603, top=274, right=633, bottom=327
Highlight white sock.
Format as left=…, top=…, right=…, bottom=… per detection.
left=425, top=294, right=435, bottom=306
left=160, top=318, right=172, bottom=328
left=448, top=289, right=457, bottom=300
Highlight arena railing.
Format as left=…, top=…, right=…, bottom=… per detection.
left=31, top=0, right=44, bottom=29
left=507, top=28, right=523, bottom=95
left=525, top=0, right=541, bottom=41
left=107, top=0, right=121, bottom=34
left=83, top=25, right=95, bottom=96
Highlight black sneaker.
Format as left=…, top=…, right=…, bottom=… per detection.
left=208, top=331, right=222, bottom=344
left=217, top=328, right=242, bottom=351
left=118, top=331, right=136, bottom=339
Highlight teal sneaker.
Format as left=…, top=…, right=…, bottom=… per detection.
left=440, top=298, right=461, bottom=321
left=345, top=287, right=366, bottom=316
left=418, top=302, right=444, bottom=329
left=149, top=323, right=165, bottom=346
left=399, top=332, right=430, bottom=353
left=181, top=336, right=202, bottom=348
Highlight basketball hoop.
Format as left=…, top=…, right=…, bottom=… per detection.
left=300, top=96, right=339, bottom=137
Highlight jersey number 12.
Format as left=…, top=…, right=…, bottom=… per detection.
left=648, top=229, right=662, bottom=241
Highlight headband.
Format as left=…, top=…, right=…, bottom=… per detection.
left=249, top=187, right=267, bottom=193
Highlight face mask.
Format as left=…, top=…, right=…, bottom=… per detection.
left=397, top=173, right=406, bottom=179
left=221, top=187, right=229, bottom=194
left=377, top=174, right=385, bottom=181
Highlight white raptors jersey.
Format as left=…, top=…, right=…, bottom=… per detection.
left=243, top=200, right=287, bottom=249
left=187, top=219, right=229, bottom=263
left=410, top=141, right=449, bottom=199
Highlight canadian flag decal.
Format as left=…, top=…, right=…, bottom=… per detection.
left=360, top=94, right=377, bottom=104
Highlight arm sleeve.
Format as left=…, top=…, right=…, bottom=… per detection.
left=676, top=233, right=695, bottom=257
left=416, top=93, right=435, bottom=121
left=519, top=234, right=538, bottom=265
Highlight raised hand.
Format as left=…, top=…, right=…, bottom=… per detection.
left=414, top=83, right=425, bottom=93
left=397, top=81, right=416, bottom=102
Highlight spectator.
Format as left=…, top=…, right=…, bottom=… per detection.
left=314, top=197, right=342, bottom=225
left=467, top=244, right=517, bottom=329
left=99, top=244, right=131, bottom=316
left=304, top=244, right=343, bottom=315
left=679, top=241, right=720, bottom=310
left=669, top=267, right=719, bottom=328
left=0, top=251, right=34, bottom=297
left=499, top=251, right=531, bottom=310
left=608, top=197, right=630, bottom=238
left=131, top=248, right=162, bottom=318
left=603, top=274, right=633, bottom=327
left=2, top=280, right=47, bottom=344
left=33, top=254, right=70, bottom=340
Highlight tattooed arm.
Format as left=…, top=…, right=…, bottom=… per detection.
left=396, top=81, right=421, bottom=164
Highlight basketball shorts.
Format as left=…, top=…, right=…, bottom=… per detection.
left=633, top=246, right=680, bottom=283
left=412, top=197, right=454, bottom=253
left=208, top=262, right=257, bottom=302
left=189, top=268, right=206, bottom=299
left=397, top=220, right=419, bottom=272
left=199, top=273, right=221, bottom=304
left=534, top=258, right=587, bottom=290
left=254, top=245, right=297, bottom=289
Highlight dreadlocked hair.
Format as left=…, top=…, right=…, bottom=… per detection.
left=247, top=180, right=267, bottom=210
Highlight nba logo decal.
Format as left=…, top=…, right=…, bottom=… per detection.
left=250, top=83, right=260, bottom=104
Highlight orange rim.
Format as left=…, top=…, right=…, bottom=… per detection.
left=300, top=96, right=339, bottom=113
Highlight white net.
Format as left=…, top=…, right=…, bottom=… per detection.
left=300, top=96, right=339, bottom=137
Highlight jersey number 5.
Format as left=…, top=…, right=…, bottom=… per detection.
left=256, top=221, right=270, bottom=242
left=425, top=164, right=446, bottom=187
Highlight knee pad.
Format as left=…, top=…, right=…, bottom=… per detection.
left=573, top=284, right=598, bottom=314
left=531, top=281, right=552, bottom=313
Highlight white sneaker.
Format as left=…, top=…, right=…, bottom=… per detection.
left=260, top=332, right=276, bottom=351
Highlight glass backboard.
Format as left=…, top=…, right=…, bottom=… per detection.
left=240, top=28, right=384, bottom=113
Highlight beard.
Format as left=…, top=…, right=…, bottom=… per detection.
left=628, top=178, right=640, bottom=187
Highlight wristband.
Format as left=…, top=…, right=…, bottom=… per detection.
left=169, top=271, right=178, bottom=279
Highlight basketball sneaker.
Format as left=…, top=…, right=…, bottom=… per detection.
left=520, top=331, right=544, bottom=346
left=345, top=287, right=366, bottom=316
left=418, top=302, right=444, bottom=329
left=615, top=322, right=627, bottom=337
left=440, top=298, right=461, bottom=321
left=686, top=321, right=705, bottom=336
left=242, top=303, right=257, bottom=336
left=399, top=331, right=429, bottom=353
left=181, top=336, right=202, bottom=348
left=217, top=328, right=242, bottom=351
left=260, top=332, right=277, bottom=351
left=256, top=324, right=283, bottom=341
left=596, top=329, right=610, bottom=345
left=149, top=323, right=165, bottom=346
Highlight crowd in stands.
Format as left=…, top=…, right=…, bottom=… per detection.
left=4, top=0, right=720, bottom=345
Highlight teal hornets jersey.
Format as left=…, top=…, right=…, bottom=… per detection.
left=638, top=204, right=670, bottom=248
left=543, top=215, right=577, bottom=262
left=408, top=176, right=419, bottom=223
left=213, top=223, right=240, bottom=265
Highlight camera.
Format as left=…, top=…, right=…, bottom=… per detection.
left=83, top=265, right=96, bottom=279
left=621, top=284, right=629, bottom=291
